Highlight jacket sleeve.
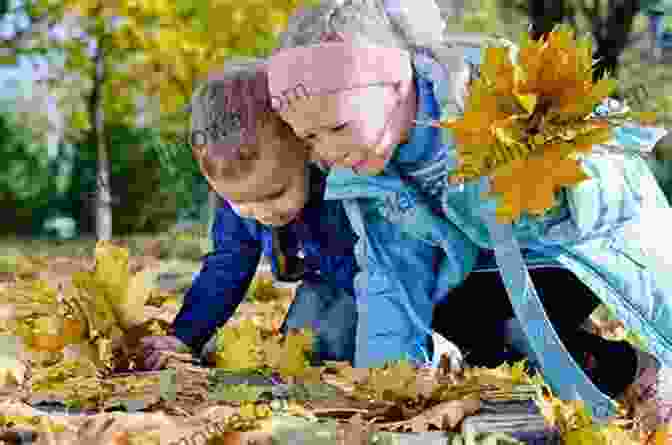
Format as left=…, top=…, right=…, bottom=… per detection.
left=341, top=189, right=478, bottom=368
left=561, top=105, right=669, bottom=239
left=171, top=201, right=262, bottom=354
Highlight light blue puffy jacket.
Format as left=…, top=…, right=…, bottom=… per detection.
left=325, top=42, right=671, bottom=418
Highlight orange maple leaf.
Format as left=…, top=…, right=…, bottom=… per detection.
left=489, top=149, right=590, bottom=223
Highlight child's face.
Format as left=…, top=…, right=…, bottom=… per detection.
left=280, top=85, right=403, bottom=175
left=209, top=119, right=310, bottom=227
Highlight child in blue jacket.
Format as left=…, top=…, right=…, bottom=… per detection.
left=140, top=59, right=359, bottom=369
left=267, top=0, right=672, bottom=434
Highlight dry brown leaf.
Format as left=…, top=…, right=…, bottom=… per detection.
left=0, top=355, right=27, bottom=388
left=374, top=395, right=482, bottom=433
left=441, top=398, right=480, bottom=429
left=338, top=366, right=370, bottom=384
left=337, top=413, right=371, bottom=445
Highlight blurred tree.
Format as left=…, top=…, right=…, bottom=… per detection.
left=573, top=0, right=642, bottom=80
left=18, top=0, right=313, bottom=240
left=10, top=82, right=55, bottom=146
left=112, top=0, right=314, bottom=135
left=527, top=0, right=572, bottom=39
left=510, top=0, right=648, bottom=80
left=21, top=0, right=149, bottom=240
left=0, top=111, right=54, bottom=235
left=0, top=0, right=61, bottom=66
left=65, top=125, right=180, bottom=234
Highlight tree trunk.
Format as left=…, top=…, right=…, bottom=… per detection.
left=452, top=0, right=465, bottom=22
left=90, top=38, right=112, bottom=241
left=591, top=0, right=641, bottom=82
left=528, top=0, right=566, bottom=40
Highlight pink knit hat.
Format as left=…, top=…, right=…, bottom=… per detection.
left=267, top=41, right=413, bottom=112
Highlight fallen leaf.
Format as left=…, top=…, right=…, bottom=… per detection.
left=0, top=354, right=26, bottom=388
left=338, top=413, right=371, bottom=445
left=410, top=396, right=482, bottom=431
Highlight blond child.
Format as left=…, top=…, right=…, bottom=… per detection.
left=267, top=0, right=671, bottom=433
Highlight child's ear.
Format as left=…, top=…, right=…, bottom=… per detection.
left=191, top=143, right=205, bottom=160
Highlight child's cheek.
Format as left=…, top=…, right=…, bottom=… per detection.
left=355, top=117, right=390, bottom=158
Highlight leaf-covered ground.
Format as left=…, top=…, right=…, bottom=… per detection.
left=0, top=239, right=668, bottom=445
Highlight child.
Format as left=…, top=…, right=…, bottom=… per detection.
left=267, top=0, right=672, bottom=433
left=140, top=58, right=360, bottom=369
left=140, top=57, right=464, bottom=372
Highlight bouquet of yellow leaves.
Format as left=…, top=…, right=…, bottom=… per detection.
left=438, top=25, right=659, bottom=223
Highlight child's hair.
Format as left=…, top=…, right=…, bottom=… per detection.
left=190, top=57, right=298, bottom=183
left=276, top=0, right=472, bottom=111
left=278, top=0, right=407, bottom=49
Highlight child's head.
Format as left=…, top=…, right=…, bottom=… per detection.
left=191, top=58, right=310, bottom=227
left=267, top=0, right=457, bottom=174
left=268, top=41, right=414, bottom=175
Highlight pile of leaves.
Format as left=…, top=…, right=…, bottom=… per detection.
left=0, top=241, right=178, bottom=414
left=1, top=241, right=163, bottom=373
left=0, top=241, right=667, bottom=444
left=211, top=320, right=656, bottom=443
left=439, top=24, right=660, bottom=223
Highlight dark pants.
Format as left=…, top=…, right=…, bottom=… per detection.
left=432, top=267, right=638, bottom=398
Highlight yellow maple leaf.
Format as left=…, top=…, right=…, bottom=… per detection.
left=91, top=242, right=151, bottom=331
left=510, top=359, right=528, bottom=384
left=564, top=425, right=609, bottom=445
left=0, top=354, right=27, bottom=387
left=632, top=111, right=659, bottom=126
left=482, top=46, right=516, bottom=96
left=516, top=35, right=546, bottom=95
left=571, top=126, right=614, bottom=151
left=276, top=328, right=314, bottom=380
left=489, top=148, right=590, bottom=223
left=215, top=319, right=264, bottom=372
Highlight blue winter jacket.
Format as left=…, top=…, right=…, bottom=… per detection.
left=325, top=41, right=671, bottom=417
left=170, top=166, right=358, bottom=354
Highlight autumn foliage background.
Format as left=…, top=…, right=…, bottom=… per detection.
left=0, top=0, right=670, bottom=243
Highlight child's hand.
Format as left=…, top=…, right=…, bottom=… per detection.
left=139, top=335, right=190, bottom=370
